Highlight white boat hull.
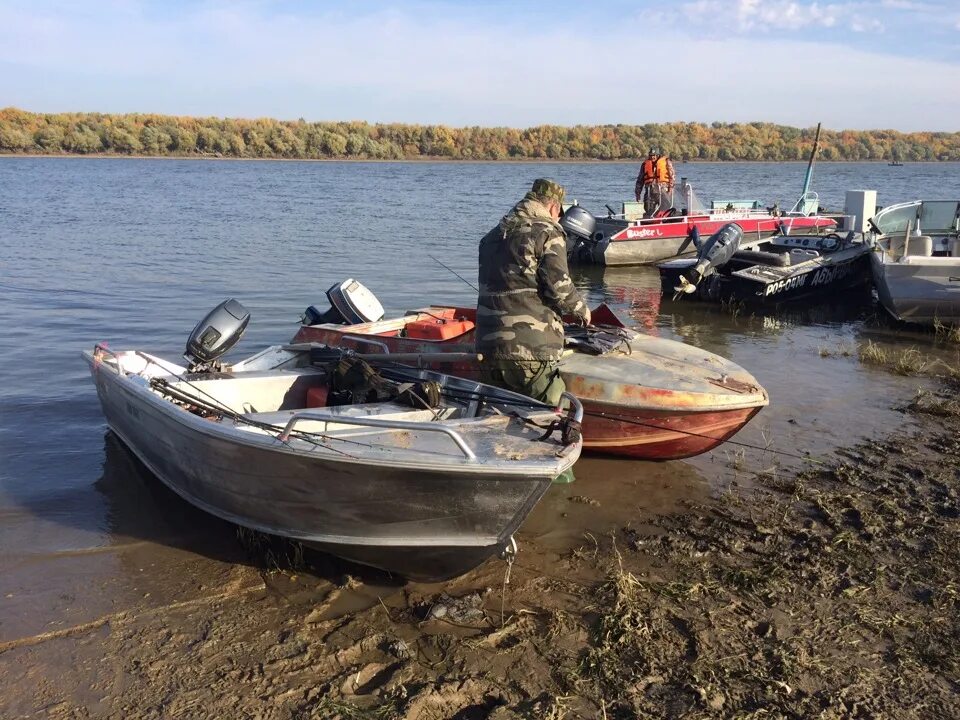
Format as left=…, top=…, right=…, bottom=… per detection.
left=870, top=253, right=960, bottom=325
left=83, top=349, right=576, bottom=580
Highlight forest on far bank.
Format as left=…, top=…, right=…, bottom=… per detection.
left=1, top=108, right=956, bottom=162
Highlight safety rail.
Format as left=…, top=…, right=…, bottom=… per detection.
left=93, top=343, right=124, bottom=375
left=789, top=191, right=820, bottom=216
left=561, top=392, right=584, bottom=424
left=277, top=412, right=477, bottom=461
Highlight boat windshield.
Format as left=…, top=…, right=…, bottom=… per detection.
left=873, top=200, right=960, bottom=235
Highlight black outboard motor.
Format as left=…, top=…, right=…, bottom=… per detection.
left=185, top=298, right=250, bottom=372
left=675, top=223, right=743, bottom=294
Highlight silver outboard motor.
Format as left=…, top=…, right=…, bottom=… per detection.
left=301, top=278, right=385, bottom=326
left=675, top=223, right=743, bottom=294
left=185, top=298, right=250, bottom=372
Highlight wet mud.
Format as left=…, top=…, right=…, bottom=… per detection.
left=2, top=367, right=959, bottom=719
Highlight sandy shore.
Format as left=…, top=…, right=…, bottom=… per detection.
left=2, top=374, right=958, bottom=719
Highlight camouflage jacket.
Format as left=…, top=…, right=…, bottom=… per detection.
left=476, top=194, right=588, bottom=361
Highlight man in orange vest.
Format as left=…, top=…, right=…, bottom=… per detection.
left=635, top=148, right=676, bottom=217
left=655, top=150, right=676, bottom=214
left=634, top=147, right=659, bottom=217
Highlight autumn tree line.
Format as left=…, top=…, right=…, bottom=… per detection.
left=1, top=108, right=956, bottom=162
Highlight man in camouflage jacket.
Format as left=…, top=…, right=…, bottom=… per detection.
left=476, top=178, right=590, bottom=405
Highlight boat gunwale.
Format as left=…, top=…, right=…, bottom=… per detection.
left=82, top=350, right=576, bottom=477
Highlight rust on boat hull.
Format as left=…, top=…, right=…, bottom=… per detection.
left=291, top=305, right=769, bottom=461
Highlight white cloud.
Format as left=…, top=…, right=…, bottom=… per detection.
left=0, top=1, right=957, bottom=130
left=676, top=0, right=884, bottom=33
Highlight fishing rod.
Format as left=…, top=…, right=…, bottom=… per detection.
left=429, top=254, right=478, bottom=292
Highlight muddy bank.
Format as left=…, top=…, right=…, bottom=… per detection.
left=2, top=379, right=959, bottom=719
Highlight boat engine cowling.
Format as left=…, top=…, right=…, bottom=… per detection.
left=302, top=279, right=385, bottom=326
left=560, top=205, right=598, bottom=241
left=676, top=223, right=744, bottom=294
left=185, top=298, right=250, bottom=370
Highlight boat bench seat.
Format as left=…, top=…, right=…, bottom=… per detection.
left=900, top=255, right=960, bottom=266
left=885, top=235, right=934, bottom=259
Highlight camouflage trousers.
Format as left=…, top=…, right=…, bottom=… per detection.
left=643, top=183, right=673, bottom=217
left=642, top=182, right=661, bottom=217
left=479, top=359, right=567, bottom=406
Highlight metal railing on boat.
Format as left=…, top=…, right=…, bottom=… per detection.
left=277, top=412, right=478, bottom=460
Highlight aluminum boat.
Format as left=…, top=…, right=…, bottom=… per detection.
left=868, top=200, right=960, bottom=326
left=84, top=302, right=582, bottom=581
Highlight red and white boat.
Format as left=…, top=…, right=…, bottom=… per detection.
left=575, top=130, right=837, bottom=266
left=290, top=282, right=769, bottom=461
left=580, top=203, right=838, bottom=266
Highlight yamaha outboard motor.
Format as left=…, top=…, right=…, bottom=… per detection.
left=675, top=223, right=743, bottom=294
left=185, top=298, right=250, bottom=372
left=560, top=205, right=608, bottom=263
left=301, top=278, right=385, bottom=326
left=560, top=205, right=597, bottom=241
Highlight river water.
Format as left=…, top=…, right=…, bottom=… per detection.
left=1, top=158, right=959, bottom=641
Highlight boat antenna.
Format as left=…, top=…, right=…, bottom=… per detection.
left=429, top=254, right=478, bottom=292
left=796, top=122, right=822, bottom=214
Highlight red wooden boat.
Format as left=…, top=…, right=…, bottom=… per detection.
left=291, top=303, right=769, bottom=461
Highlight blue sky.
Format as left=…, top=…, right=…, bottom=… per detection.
left=1, top=0, right=958, bottom=131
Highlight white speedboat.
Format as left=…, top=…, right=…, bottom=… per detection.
left=868, top=200, right=960, bottom=326
left=83, top=301, right=582, bottom=581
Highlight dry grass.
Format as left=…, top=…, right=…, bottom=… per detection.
left=858, top=340, right=960, bottom=377
left=933, top=318, right=960, bottom=344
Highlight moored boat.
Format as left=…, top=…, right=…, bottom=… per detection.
left=84, top=301, right=583, bottom=581
left=292, top=282, right=770, bottom=461
left=571, top=122, right=837, bottom=266
left=575, top=201, right=838, bottom=266
left=658, top=223, right=872, bottom=303
left=869, top=200, right=960, bottom=326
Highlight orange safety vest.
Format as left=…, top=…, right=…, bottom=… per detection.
left=655, top=156, right=672, bottom=184
left=640, top=158, right=656, bottom=185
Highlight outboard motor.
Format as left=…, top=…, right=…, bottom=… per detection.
left=560, top=205, right=597, bottom=241
left=675, top=223, right=743, bottom=294
left=301, top=279, right=385, bottom=326
left=560, top=205, right=607, bottom=262
left=185, top=298, right=250, bottom=372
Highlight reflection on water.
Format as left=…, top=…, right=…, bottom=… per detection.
left=94, top=432, right=242, bottom=556
left=573, top=265, right=664, bottom=332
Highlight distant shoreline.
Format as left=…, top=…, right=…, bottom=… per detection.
left=0, top=153, right=943, bottom=164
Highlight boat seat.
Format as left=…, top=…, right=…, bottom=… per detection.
left=950, top=238, right=960, bottom=257
left=886, top=235, right=934, bottom=259
left=900, top=255, right=960, bottom=266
